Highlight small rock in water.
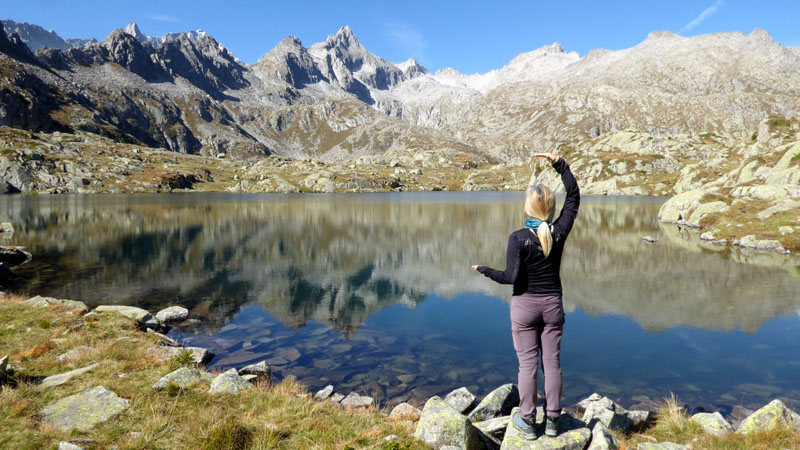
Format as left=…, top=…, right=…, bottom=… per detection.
left=389, top=402, right=422, bottom=421
left=444, top=386, right=477, bottom=414
left=155, top=306, right=188, bottom=323
left=314, top=385, right=334, bottom=400
left=641, top=236, right=658, bottom=243
left=238, top=360, right=272, bottom=383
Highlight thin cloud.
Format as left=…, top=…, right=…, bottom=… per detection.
left=385, top=21, right=429, bottom=65
left=679, top=0, right=723, bottom=34
left=146, top=14, right=180, bottom=23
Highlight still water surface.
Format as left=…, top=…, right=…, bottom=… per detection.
left=2, top=193, right=799, bottom=412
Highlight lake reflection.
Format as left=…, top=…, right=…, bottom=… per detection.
left=2, top=193, right=799, bottom=411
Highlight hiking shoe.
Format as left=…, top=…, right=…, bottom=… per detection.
left=545, top=416, right=559, bottom=437
left=512, top=410, right=537, bottom=440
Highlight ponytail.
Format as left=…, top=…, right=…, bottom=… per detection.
left=537, top=223, right=553, bottom=258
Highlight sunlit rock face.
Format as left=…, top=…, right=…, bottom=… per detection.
left=2, top=194, right=798, bottom=335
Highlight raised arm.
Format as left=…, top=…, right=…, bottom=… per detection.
left=473, top=233, right=521, bottom=285
left=551, top=157, right=580, bottom=235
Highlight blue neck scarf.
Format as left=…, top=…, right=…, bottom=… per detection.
left=525, top=218, right=551, bottom=232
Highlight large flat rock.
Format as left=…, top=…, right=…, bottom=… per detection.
left=40, top=386, right=129, bottom=432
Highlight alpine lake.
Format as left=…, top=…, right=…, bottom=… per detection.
left=2, top=192, right=799, bottom=414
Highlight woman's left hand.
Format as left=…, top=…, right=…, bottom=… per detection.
left=471, top=265, right=480, bottom=271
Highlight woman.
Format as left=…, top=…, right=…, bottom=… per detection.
left=471, top=152, right=580, bottom=440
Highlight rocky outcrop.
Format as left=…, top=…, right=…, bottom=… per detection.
left=468, top=384, right=520, bottom=422
left=736, top=399, right=800, bottom=435
left=689, top=411, right=734, bottom=437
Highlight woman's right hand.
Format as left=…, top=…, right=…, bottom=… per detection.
left=533, top=152, right=558, bottom=162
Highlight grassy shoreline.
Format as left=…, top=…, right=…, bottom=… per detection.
left=1, top=293, right=799, bottom=449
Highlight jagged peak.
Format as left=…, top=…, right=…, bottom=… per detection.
left=278, top=35, right=304, bottom=48
left=123, top=22, right=147, bottom=42
left=322, top=25, right=363, bottom=51
left=748, top=28, right=774, bottom=43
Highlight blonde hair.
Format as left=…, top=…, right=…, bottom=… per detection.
left=524, top=184, right=556, bottom=257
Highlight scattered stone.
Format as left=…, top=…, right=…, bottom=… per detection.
left=238, top=360, right=272, bottom=383
left=314, top=384, right=334, bottom=400
left=40, top=386, right=130, bottom=432
left=0, top=223, right=14, bottom=233
left=58, top=442, right=84, bottom=450
left=736, top=399, right=800, bottom=434
left=389, top=402, right=422, bottom=421
left=95, top=305, right=168, bottom=331
left=736, top=235, right=784, bottom=252
left=689, top=411, right=734, bottom=437
left=340, top=392, right=374, bottom=409
left=56, top=346, right=95, bottom=362
left=155, top=306, right=189, bottom=323
left=144, top=346, right=213, bottom=366
left=415, top=396, right=481, bottom=450
left=445, top=386, right=477, bottom=414
left=587, top=422, right=620, bottom=450
left=468, top=384, right=520, bottom=422
left=22, top=295, right=88, bottom=313
left=641, top=236, right=658, bottom=243
left=152, top=367, right=215, bottom=390
left=636, top=443, right=688, bottom=450
left=501, top=408, right=590, bottom=450
left=40, top=363, right=99, bottom=388
left=209, top=371, right=253, bottom=394
left=329, top=393, right=345, bottom=403
left=384, top=434, right=398, bottom=442
left=150, top=331, right=181, bottom=347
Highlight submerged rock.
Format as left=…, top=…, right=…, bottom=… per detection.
left=736, top=399, right=800, bottom=434
left=40, top=386, right=130, bottom=432
left=468, top=384, right=520, bottom=422
left=414, top=396, right=482, bottom=450
left=689, top=411, right=733, bottom=437
left=0, top=246, right=32, bottom=265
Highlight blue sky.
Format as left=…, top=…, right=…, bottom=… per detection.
left=4, top=0, right=799, bottom=73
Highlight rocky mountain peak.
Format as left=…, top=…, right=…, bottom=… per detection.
left=748, top=28, right=774, bottom=43
left=646, top=30, right=679, bottom=41
left=123, top=22, right=148, bottom=43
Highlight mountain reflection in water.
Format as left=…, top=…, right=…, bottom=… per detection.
left=2, top=193, right=799, bottom=410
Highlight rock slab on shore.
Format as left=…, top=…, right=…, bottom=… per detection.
left=40, top=386, right=130, bottom=432
left=23, top=295, right=87, bottom=312
left=95, top=305, right=167, bottom=331
left=500, top=408, right=590, bottom=450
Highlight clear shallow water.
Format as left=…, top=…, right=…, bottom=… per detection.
left=2, top=192, right=799, bottom=412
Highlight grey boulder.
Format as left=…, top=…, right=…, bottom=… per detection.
left=238, top=360, right=271, bottom=383
left=152, top=367, right=215, bottom=390
left=155, top=305, right=189, bottom=323
left=445, top=386, right=477, bottom=414
left=689, top=411, right=734, bottom=437
left=468, top=384, right=520, bottom=422
left=415, top=396, right=482, bottom=450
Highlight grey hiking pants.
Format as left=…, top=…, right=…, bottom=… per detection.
left=510, top=293, right=564, bottom=421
